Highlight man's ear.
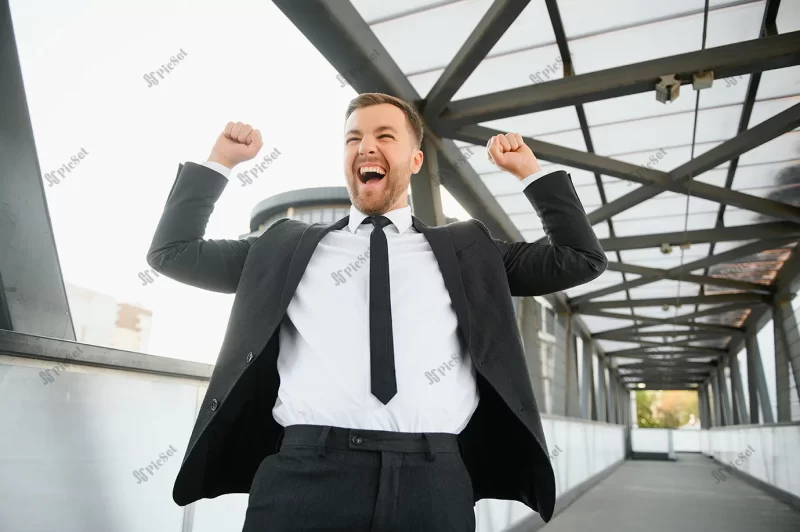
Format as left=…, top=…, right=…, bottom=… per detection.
left=411, top=149, right=424, bottom=174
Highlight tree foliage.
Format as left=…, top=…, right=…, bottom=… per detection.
left=636, top=390, right=699, bottom=428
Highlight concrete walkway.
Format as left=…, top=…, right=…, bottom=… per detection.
left=540, top=454, right=800, bottom=531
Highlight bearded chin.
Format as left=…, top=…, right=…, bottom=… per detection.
left=351, top=170, right=406, bottom=216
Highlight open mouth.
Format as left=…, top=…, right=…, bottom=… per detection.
left=358, top=165, right=387, bottom=184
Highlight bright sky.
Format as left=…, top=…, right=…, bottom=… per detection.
left=11, top=0, right=471, bottom=364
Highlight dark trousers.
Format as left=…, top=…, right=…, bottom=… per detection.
left=242, top=424, right=476, bottom=532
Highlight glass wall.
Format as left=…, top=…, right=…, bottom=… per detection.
left=8, top=0, right=469, bottom=364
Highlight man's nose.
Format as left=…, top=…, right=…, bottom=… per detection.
left=359, top=139, right=377, bottom=155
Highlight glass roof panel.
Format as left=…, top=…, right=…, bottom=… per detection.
left=738, top=133, right=800, bottom=166
left=612, top=212, right=719, bottom=237
left=482, top=108, right=580, bottom=138
left=748, top=96, right=800, bottom=129
left=731, top=161, right=798, bottom=191
left=351, top=0, right=460, bottom=24
left=558, top=0, right=745, bottom=38
left=487, top=0, right=558, bottom=55
left=454, top=44, right=565, bottom=100
left=590, top=106, right=742, bottom=157
left=366, top=0, right=492, bottom=75
left=757, top=66, right=800, bottom=100
left=777, top=0, right=800, bottom=33
left=619, top=245, right=713, bottom=266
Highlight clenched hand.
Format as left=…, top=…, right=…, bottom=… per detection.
left=487, top=132, right=541, bottom=181
left=208, top=121, right=264, bottom=169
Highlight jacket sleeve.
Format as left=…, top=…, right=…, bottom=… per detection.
left=473, top=170, right=607, bottom=297
left=146, top=161, right=286, bottom=293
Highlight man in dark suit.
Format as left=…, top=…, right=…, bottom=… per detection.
left=147, top=92, right=607, bottom=531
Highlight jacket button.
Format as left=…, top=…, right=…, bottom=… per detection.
left=351, top=435, right=363, bottom=445
left=210, top=398, right=218, bottom=411
left=246, top=351, right=254, bottom=363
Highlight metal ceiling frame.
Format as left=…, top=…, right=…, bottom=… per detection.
left=274, top=0, right=800, bottom=388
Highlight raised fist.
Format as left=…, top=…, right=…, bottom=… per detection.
left=487, top=132, right=540, bottom=181
left=208, top=121, right=264, bottom=169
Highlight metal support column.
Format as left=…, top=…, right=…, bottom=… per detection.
left=699, top=385, right=712, bottom=428
left=729, top=353, right=749, bottom=425
left=565, top=318, right=581, bottom=418
left=580, top=336, right=592, bottom=419
left=717, top=364, right=733, bottom=426
left=607, top=372, right=618, bottom=424
left=773, top=298, right=800, bottom=421
left=410, top=137, right=446, bottom=226
left=746, top=332, right=775, bottom=423
left=596, top=355, right=608, bottom=422
left=711, top=372, right=724, bottom=427
left=519, top=297, right=547, bottom=414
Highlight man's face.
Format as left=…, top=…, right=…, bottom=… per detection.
left=343, top=104, right=423, bottom=215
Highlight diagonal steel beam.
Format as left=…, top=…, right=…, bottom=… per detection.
left=603, top=335, right=738, bottom=346
left=577, top=292, right=766, bottom=311
left=599, top=222, right=800, bottom=251
left=607, top=352, right=724, bottom=360
left=605, top=262, right=775, bottom=295
left=630, top=385, right=703, bottom=390
left=271, top=0, right=520, bottom=241
left=624, top=373, right=708, bottom=379
left=572, top=238, right=793, bottom=304
left=620, top=337, right=726, bottom=349
left=606, top=345, right=727, bottom=356
left=620, top=367, right=712, bottom=375
left=450, top=125, right=800, bottom=228
left=618, top=361, right=716, bottom=369
left=584, top=103, right=800, bottom=226
left=675, top=301, right=766, bottom=321
left=422, top=0, right=530, bottom=120
left=579, top=308, right=747, bottom=332
left=434, top=31, right=800, bottom=128
left=592, top=321, right=742, bottom=336
left=597, top=328, right=742, bottom=340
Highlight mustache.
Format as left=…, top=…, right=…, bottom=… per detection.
left=353, top=160, right=388, bottom=171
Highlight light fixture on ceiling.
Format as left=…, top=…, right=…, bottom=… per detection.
left=660, top=243, right=673, bottom=254
left=693, top=71, right=714, bottom=90
left=637, top=383, right=646, bottom=389
left=655, top=74, right=680, bottom=103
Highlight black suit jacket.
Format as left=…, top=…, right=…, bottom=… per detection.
left=147, top=162, right=607, bottom=522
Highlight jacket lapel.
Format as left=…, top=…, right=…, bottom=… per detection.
left=278, top=215, right=350, bottom=310
left=411, top=216, right=472, bottom=353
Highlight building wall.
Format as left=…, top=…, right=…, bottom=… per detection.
left=65, top=283, right=152, bottom=352
left=249, top=203, right=351, bottom=237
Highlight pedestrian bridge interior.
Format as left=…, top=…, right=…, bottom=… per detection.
left=1, top=0, right=800, bottom=530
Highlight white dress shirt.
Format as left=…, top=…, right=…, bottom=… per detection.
left=199, top=159, right=555, bottom=433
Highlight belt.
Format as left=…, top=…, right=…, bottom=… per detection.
left=279, top=424, right=461, bottom=462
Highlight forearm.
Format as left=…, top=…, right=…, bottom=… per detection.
left=484, top=171, right=607, bottom=296
left=146, top=162, right=251, bottom=293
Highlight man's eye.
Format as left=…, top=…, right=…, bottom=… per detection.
left=346, top=138, right=359, bottom=143
left=379, top=134, right=394, bottom=139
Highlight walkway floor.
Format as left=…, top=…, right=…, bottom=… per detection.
left=541, top=453, right=800, bottom=531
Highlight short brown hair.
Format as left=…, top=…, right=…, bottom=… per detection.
left=345, top=93, right=424, bottom=149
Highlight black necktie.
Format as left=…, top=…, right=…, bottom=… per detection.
left=363, top=216, right=397, bottom=405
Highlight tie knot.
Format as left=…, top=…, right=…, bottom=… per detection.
left=363, top=215, right=392, bottom=229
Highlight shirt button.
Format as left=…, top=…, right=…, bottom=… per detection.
left=351, top=435, right=363, bottom=445
left=246, top=351, right=254, bottom=363
left=210, top=398, right=218, bottom=411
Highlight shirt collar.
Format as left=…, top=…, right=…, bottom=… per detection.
left=347, top=204, right=413, bottom=234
